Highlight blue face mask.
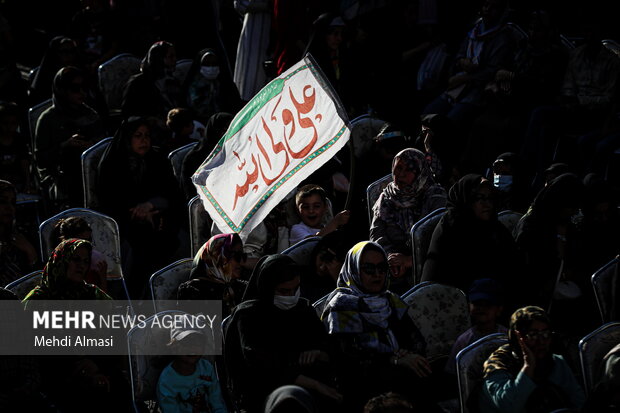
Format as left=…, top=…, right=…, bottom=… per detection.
left=493, top=174, right=513, bottom=192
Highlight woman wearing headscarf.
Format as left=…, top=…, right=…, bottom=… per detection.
left=322, top=241, right=439, bottom=412
left=479, top=306, right=585, bottom=412
left=23, top=238, right=110, bottom=303
left=121, top=41, right=182, bottom=120
left=34, top=66, right=105, bottom=207
left=182, top=48, right=241, bottom=125
left=29, top=36, right=80, bottom=104
left=225, top=254, right=341, bottom=413
left=370, top=148, right=447, bottom=280
left=97, top=117, right=181, bottom=298
left=422, top=174, right=521, bottom=295
left=181, top=112, right=234, bottom=201
left=179, top=233, right=248, bottom=316
left=21, top=239, right=133, bottom=413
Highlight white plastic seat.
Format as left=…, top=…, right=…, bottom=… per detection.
left=403, top=282, right=470, bottom=360
left=366, top=174, right=392, bottom=225
left=497, top=210, right=523, bottom=236
left=4, top=270, right=43, bottom=299
left=98, top=53, right=141, bottom=113
left=579, top=321, right=620, bottom=394
left=281, top=236, right=321, bottom=266
left=81, top=137, right=113, bottom=209
left=39, top=208, right=124, bottom=282
left=149, top=258, right=194, bottom=313
left=410, top=207, right=446, bottom=286
left=456, top=333, right=509, bottom=413
left=591, top=257, right=619, bottom=323
left=188, top=195, right=214, bottom=257
left=173, top=59, right=193, bottom=84
left=312, top=293, right=331, bottom=318
left=28, top=98, right=53, bottom=150
left=168, top=141, right=198, bottom=184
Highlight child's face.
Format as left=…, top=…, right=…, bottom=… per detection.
left=297, top=194, right=327, bottom=228
left=470, top=301, right=502, bottom=325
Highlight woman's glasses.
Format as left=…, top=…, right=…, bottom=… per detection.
left=524, top=329, right=552, bottom=341
left=360, top=262, right=389, bottom=276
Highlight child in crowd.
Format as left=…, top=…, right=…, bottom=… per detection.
left=51, top=216, right=108, bottom=291
left=289, top=184, right=350, bottom=246
left=445, top=278, right=508, bottom=375
left=157, top=324, right=227, bottom=413
left=164, top=107, right=197, bottom=153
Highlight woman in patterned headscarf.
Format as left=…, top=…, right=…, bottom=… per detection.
left=181, top=233, right=248, bottom=316
left=479, top=306, right=585, bottom=412
left=322, top=241, right=439, bottom=411
left=23, top=238, right=110, bottom=303
left=370, top=148, right=446, bottom=281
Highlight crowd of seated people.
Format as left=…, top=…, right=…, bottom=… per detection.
left=1, top=0, right=620, bottom=411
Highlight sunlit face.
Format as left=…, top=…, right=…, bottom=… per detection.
left=298, top=194, right=327, bottom=228
left=0, top=189, right=16, bottom=227
left=66, top=246, right=90, bottom=282
left=130, top=125, right=151, bottom=156
left=359, top=249, right=388, bottom=294
left=274, top=276, right=300, bottom=297
left=471, top=183, right=495, bottom=221
left=392, top=158, right=417, bottom=190
left=522, top=320, right=552, bottom=360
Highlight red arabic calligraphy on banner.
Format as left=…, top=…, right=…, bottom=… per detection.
left=232, top=85, right=322, bottom=210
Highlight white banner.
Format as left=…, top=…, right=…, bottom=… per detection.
left=192, top=55, right=351, bottom=239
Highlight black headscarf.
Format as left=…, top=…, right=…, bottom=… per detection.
left=31, top=36, right=79, bottom=102
left=141, top=41, right=174, bottom=79
left=242, top=254, right=299, bottom=303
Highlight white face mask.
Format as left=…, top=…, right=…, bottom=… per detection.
left=493, top=174, right=513, bottom=192
left=200, top=66, right=220, bottom=80
left=273, top=288, right=300, bottom=310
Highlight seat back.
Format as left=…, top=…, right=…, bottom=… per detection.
left=579, top=321, right=620, bottom=394
left=150, top=258, right=194, bottom=313
left=350, top=114, right=387, bottom=159
left=127, top=310, right=187, bottom=412
left=456, top=333, right=509, bottom=413
left=400, top=281, right=433, bottom=300
left=81, top=137, right=113, bottom=209
left=98, top=53, right=141, bottom=113
left=602, top=39, right=620, bottom=57
left=281, top=236, right=321, bottom=266
left=28, top=98, right=53, bottom=150
left=173, top=59, right=193, bottom=84
left=4, top=270, right=43, bottom=299
left=410, top=207, right=446, bottom=285
left=168, top=142, right=198, bottom=184
left=592, top=257, right=619, bottom=323
left=497, top=210, right=523, bottom=236
left=366, top=174, right=392, bottom=224
left=312, top=293, right=331, bottom=318
left=188, top=195, right=214, bottom=257
left=39, top=208, right=124, bottom=280
left=403, top=282, right=470, bottom=359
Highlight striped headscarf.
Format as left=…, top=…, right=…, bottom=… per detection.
left=23, top=238, right=110, bottom=302
left=322, top=241, right=408, bottom=353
